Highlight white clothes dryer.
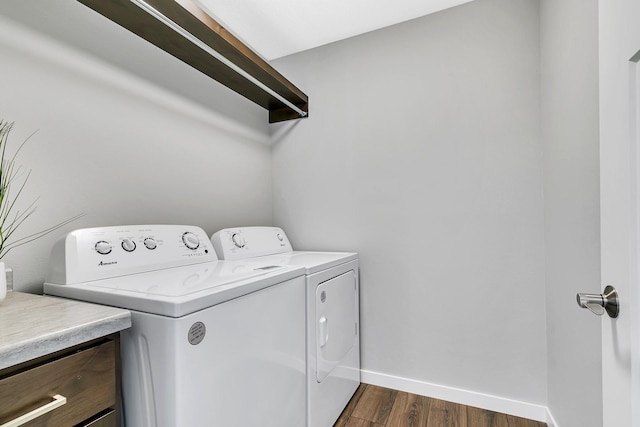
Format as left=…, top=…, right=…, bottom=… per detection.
left=211, top=226, right=360, bottom=427
left=44, top=225, right=307, bottom=427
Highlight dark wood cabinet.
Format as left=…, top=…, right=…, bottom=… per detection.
left=0, top=335, right=121, bottom=427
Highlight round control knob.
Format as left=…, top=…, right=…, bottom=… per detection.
left=276, top=233, right=284, bottom=242
left=144, top=237, right=157, bottom=250
left=182, top=232, right=200, bottom=250
left=231, top=233, right=246, bottom=248
left=121, top=238, right=136, bottom=252
left=95, top=240, right=112, bottom=255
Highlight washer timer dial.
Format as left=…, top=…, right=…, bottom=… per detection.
left=182, top=232, right=200, bottom=250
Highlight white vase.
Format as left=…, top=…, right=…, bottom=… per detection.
left=0, top=262, right=6, bottom=302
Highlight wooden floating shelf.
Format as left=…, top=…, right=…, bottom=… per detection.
left=77, top=0, right=308, bottom=123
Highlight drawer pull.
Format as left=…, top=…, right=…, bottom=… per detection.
left=1, top=394, right=67, bottom=427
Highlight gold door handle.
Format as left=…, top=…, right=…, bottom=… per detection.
left=1, top=394, right=67, bottom=427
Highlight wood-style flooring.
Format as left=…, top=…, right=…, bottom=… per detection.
left=334, top=384, right=547, bottom=427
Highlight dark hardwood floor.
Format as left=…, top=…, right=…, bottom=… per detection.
left=334, top=384, right=547, bottom=427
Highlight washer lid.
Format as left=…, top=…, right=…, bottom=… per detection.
left=44, top=261, right=305, bottom=318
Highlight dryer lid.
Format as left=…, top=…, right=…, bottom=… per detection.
left=277, top=252, right=358, bottom=275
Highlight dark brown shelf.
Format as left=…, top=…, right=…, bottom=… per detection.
left=77, top=0, right=308, bottom=123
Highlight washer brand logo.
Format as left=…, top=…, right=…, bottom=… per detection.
left=98, top=261, right=117, bottom=266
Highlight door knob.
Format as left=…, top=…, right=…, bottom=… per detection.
left=576, top=285, right=619, bottom=318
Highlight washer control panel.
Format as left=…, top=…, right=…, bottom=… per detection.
left=46, top=225, right=217, bottom=284
left=211, top=226, right=293, bottom=260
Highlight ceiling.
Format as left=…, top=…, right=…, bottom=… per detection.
left=193, top=0, right=476, bottom=60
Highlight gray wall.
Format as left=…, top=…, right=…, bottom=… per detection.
left=272, top=0, right=547, bottom=405
left=540, top=0, right=602, bottom=425
left=0, top=0, right=607, bottom=420
left=0, top=14, right=273, bottom=293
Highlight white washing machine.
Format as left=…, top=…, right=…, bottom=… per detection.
left=211, top=226, right=360, bottom=427
left=43, top=225, right=307, bottom=427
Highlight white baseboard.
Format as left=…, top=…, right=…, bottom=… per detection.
left=361, top=370, right=552, bottom=424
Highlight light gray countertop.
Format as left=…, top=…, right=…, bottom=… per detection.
left=0, top=291, right=131, bottom=370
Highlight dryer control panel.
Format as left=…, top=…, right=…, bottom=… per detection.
left=46, top=225, right=217, bottom=284
left=211, top=227, right=293, bottom=260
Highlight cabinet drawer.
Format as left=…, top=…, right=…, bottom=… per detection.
left=81, top=410, right=116, bottom=427
left=0, top=340, right=116, bottom=426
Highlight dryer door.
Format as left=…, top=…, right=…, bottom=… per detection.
left=316, top=270, right=357, bottom=383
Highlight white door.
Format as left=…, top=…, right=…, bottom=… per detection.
left=599, top=0, right=640, bottom=425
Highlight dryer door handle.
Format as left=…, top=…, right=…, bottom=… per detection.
left=319, top=317, right=328, bottom=348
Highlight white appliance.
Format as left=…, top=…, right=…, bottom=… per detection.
left=44, top=225, right=307, bottom=427
left=211, top=226, right=360, bottom=427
